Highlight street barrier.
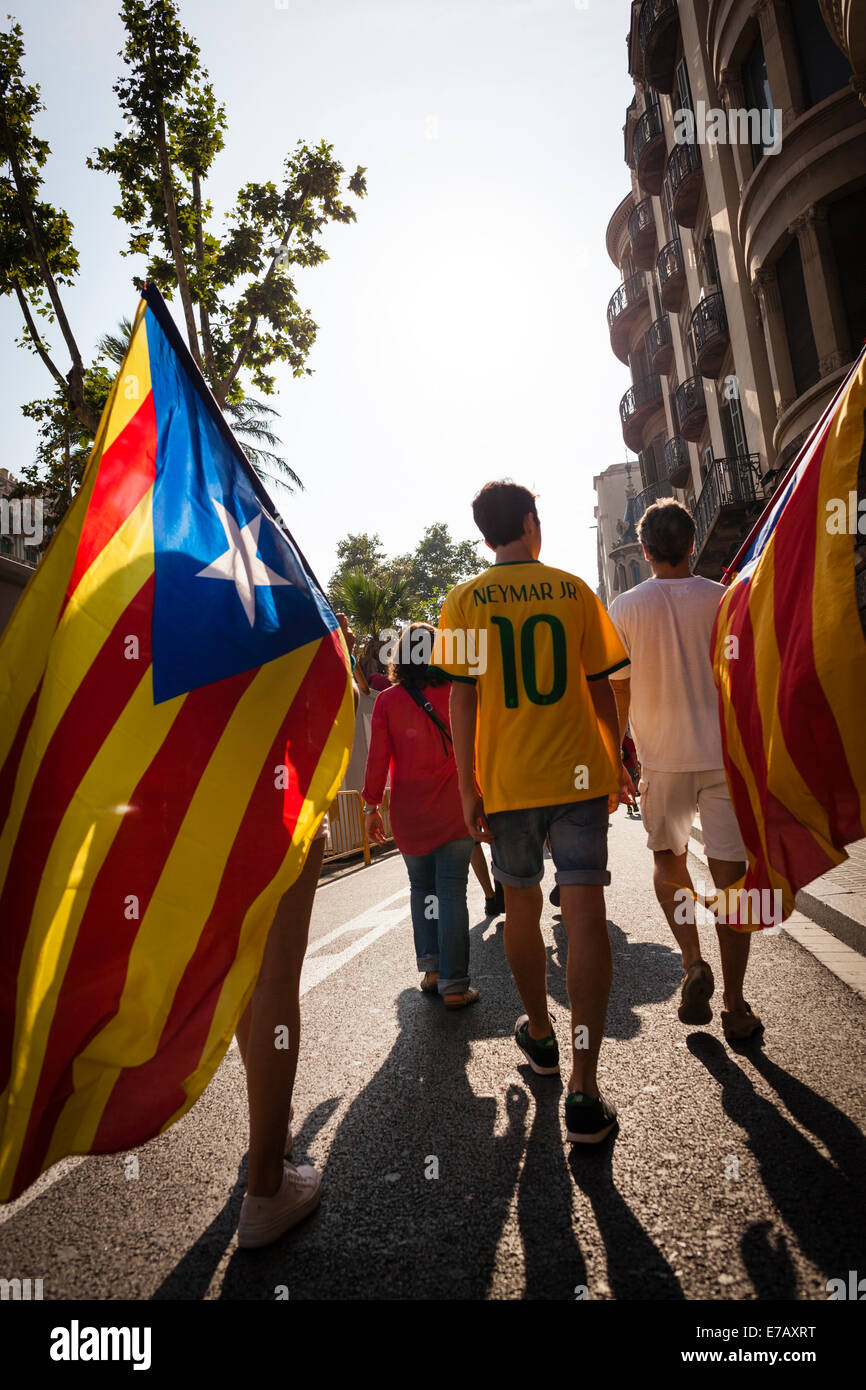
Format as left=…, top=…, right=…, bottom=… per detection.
left=322, top=789, right=392, bottom=865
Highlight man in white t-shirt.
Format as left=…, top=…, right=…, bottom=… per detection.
left=608, top=498, right=762, bottom=1042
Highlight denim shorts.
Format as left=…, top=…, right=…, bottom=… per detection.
left=486, top=797, right=610, bottom=888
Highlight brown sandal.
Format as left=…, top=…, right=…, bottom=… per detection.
left=444, top=988, right=480, bottom=1010
left=678, top=959, right=714, bottom=1025
left=420, top=973, right=439, bottom=994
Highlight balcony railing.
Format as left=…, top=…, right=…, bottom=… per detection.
left=667, top=139, right=703, bottom=228
left=693, top=455, right=761, bottom=565
left=606, top=272, right=649, bottom=364
left=657, top=237, right=685, bottom=311
left=691, top=291, right=730, bottom=377
left=628, top=196, right=657, bottom=270
left=620, top=374, right=664, bottom=451
left=633, top=105, right=666, bottom=195
left=664, top=435, right=691, bottom=488
left=638, top=0, right=679, bottom=94
left=646, top=315, right=673, bottom=373
left=633, top=478, right=674, bottom=523
left=674, top=375, right=708, bottom=442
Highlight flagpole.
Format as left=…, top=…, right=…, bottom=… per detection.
left=721, top=342, right=866, bottom=584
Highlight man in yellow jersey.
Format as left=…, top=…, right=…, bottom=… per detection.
left=434, top=481, right=633, bottom=1145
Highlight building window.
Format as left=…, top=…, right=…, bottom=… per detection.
left=827, top=187, right=866, bottom=361
left=662, top=178, right=677, bottom=244
left=701, top=445, right=713, bottom=484
left=630, top=340, right=651, bottom=383
left=615, top=563, right=627, bottom=593
left=777, top=238, right=820, bottom=396
left=789, top=0, right=853, bottom=109
left=701, top=232, right=720, bottom=292
left=675, top=58, right=694, bottom=117
left=630, top=561, right=642, bottom=588
left=1, top=537, right=11, bottom=556
left=741, top=35, right=776, bottom=168
left=719, top=389, right=749, bottom=459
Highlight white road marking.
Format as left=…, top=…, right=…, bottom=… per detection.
left=305, top=887, right=410, bottom=957
left=301, top=891, right=412, bottom=995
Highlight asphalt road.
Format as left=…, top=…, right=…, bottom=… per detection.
left=2, top=811, right=866, bottom=1302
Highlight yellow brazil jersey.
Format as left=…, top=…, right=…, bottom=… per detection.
left=434, top=561, right=629, bottom=814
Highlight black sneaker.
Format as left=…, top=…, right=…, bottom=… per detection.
left=514, top=1014, right=560, bottom=1075
left=485, top=880, right=505, bottom=918
left=548, top=884, right=560, bottom=908
left=565, top=1090, right=618, bottom=1144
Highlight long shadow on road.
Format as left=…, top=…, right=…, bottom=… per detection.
left=548, top=917, right=682, bottom=1040
left=154, top=910, right=687, bottom=1300
left=688, top=1034, right=866, bottom=1291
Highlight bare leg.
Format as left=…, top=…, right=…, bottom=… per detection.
left=236, top=837, right=325, bottom=1198
left=652, top=849, right=704, bottom=969
left=470, top=843, right=494, bottom=900
left=502, top=883, right=550, bottom=1037
left=708, top=856, right=750, bottom=1012
left=559, top=884, right=612, bottom=1098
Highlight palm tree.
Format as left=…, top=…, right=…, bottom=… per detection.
left=98, top=320, right=302, bottom=493
left=328, top=571, right=416, bottom=669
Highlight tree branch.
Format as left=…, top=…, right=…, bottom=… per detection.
left=147, top=33, right=202, bottom=370
left=0, top=108, right=88, bottom=410
left=14, top=285, right=66, bottom=390
left=192, top=171, right=215, bottom=380
left=215, top=178, right=312, bottom=407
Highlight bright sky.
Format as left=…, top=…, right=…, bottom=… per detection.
left=2, top=0, right=636, bottom=592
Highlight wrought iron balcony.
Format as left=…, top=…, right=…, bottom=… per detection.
left=633, top=478, right=675, bottom=523
left=628, top=196, right=658, bottom=270
left=674, top=375, right=708, bottom=442
left=667, top=140, right=703, bottom=228
left=657, top=237, right=686, bottom=312
left=664, top=435, right=692, bottom=488
left=606, top=272, right=649, bottom=364
left=633, top=105, right=666, bottom=196
left=619, top=374, right=664, bottom=452
left=638, top=0, right=679, bottom=95
left=691, top=292, right=730, bottom=378
left=692, top=454, right=763, bottom=578
left=646, top=315, right=673, bottom=374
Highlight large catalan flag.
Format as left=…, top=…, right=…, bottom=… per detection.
left=711, top=345, right=866, bottom=929
left=0, top=285, right=353, bottom=1202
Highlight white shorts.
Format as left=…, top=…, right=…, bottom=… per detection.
left=638, top=768, right=745, bottom=860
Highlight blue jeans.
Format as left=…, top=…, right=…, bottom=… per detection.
left=401, top=835, right=474, bottom=995
left=486, top=796, right=610, bottom=887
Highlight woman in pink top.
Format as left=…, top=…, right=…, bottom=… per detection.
left=363, top=623, right=478, bottom=1009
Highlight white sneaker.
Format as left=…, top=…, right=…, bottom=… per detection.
left=237, top=1161, right=322, bottom=1249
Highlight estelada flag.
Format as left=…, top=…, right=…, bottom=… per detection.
left=0, top=286, right=353, bottom=1202
left=711, top=345, right=866, bottom=930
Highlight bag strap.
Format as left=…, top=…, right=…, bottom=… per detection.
left=404, top=683, right=453, bottom=754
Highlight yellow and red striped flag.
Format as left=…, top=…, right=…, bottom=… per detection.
left=711, top=345, right=866, bottom=929
left=0, top=286, right=353, bottom=1202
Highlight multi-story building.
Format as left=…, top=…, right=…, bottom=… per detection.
left=594, top=460, right=652, bottom=605
left=603, top=0, right=866, bottom=579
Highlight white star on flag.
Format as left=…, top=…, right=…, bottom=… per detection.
left=196, top=499, right=292, bottom=626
